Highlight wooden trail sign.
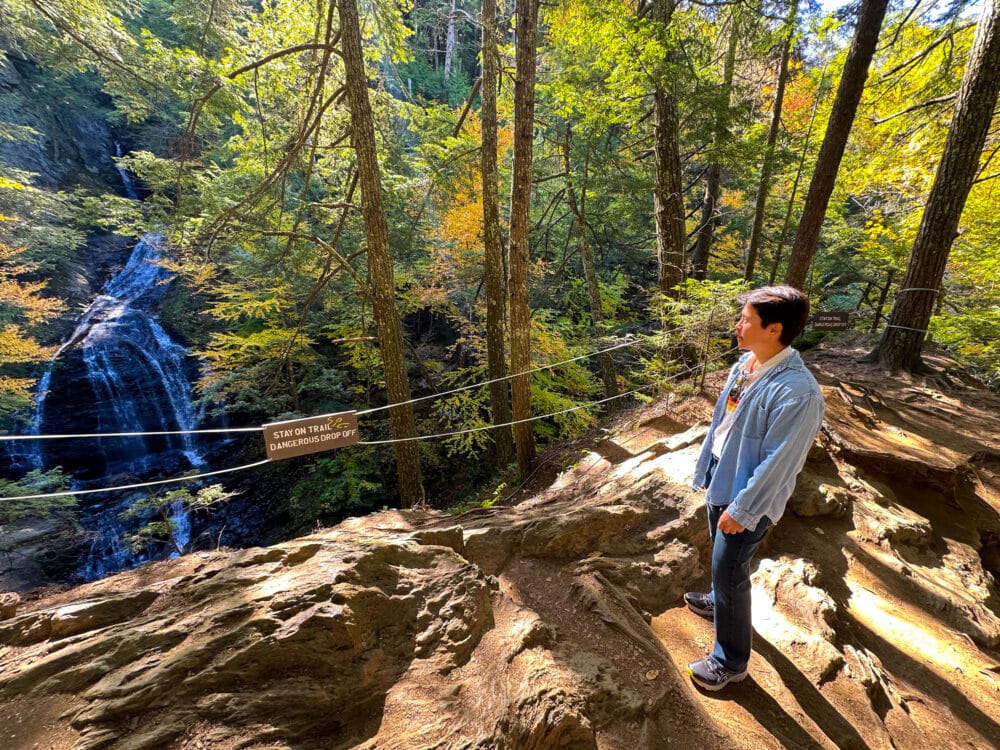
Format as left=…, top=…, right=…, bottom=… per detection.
left=263, top=411, right=360, bottom=460
left=813, top=311, right=851, bottom=331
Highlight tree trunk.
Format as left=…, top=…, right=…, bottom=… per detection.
left=563, top=127, right=617, bottom=398
left=339, top=0, right=424, bottom=507
left=770, top=65, right=827, bottom=284
left=783, top=0, right=890, bottom=290
left=690, top=164, right=720, bottom=282
left=444, top=0, right=457, bottom=90
left=745, top=0, right=798, bottom=282
left=509, top=0, right=539, bottom=475
left=876, top=0, right=1000, bottom=372
left=871, top=269, right=894, bottom=334
left=652, top=0, right=686, bottom=296
left=691, top=11, right=739, bottom=281
left=481, top=0, right=515, bottom=467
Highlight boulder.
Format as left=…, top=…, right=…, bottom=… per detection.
left=752, top=557, right=844, bottom=684
left=791, top=482, right=852, bottom=518
left=0, top=457, right=720, bottom=749
left=0, top=590, right=158, bottom=646
left=0, top=592, right=19, bottom=620
left=852, top=498, right=933, bottom=548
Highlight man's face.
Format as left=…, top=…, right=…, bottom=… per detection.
left=735, top=303, right=780, bottom=351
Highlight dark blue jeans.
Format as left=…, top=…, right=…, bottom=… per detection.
left=707, top=502, right=771, bottom=673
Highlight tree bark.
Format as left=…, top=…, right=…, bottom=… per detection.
left=481, top=0, right=515, bottom=467
left=444, top=0, right=457, bottom=91
left=783, top=0, right=890, bottom=290
left=691, top=10, right=739, bottom=281
left=745, top=0, right=798, bottom=282
left=339, top=0, right=424, bottom=506
left=871, top=269, right=894, bottom=334
left=563, top=127, right=617, bottom=398
left=876, top=0, right=1000, bottom=372
left=652, top=0, right=686, bottom=296
left=509, top=0, right=539, bottom=474
left=770, top=66, right=827, bottom=284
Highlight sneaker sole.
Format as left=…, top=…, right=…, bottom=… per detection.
left=687, top=667, right=748, bottom=692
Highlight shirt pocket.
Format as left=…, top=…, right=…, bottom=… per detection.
left=741, top=402, right=769, bottom=440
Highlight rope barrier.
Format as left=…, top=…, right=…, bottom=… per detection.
left=3, top=459, right=273, bottom=501
left=4, top=349, right=735, bottom=501
left=0, top=326, right=685, bottom=443
left=354, top=326, right=683, bottom=417
left=895, top=288, right=940, bottom=295
left=358, top=355, right=729, bottom=445
left=884, top=324, right=930, bottom=334
left=0, top=426, right=263, bottom=441
left=359, top=386, right=653, bottom=445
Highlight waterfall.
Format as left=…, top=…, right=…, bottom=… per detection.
left=32, top=233, right=204, bottom=474
left=3, top=147, right=214, bottom=581
left=114, top=142, right=139, bottom=200
left=69, top=235, right=206, bottom=578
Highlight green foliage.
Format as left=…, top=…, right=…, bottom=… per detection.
left=647, top=278, right=748, bottom=387
left=288, top=448, right=387, bottom=528
left=0, top=468, right=76, bottom=525
left=933, top=304, right=1000, bottom=388
left=0, top=469, right=77, bottom=558
left=432, top=371, right=494, bottom=459
left=121, top=484, right=231, bottom=554
left=447, top=469, right=516, bottom=516
left=0, top=170, right=89, bottom=277
left=524, top=311, right=600, bottom=441
left=396, top=56, right=473, bottom=106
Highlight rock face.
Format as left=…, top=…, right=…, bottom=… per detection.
left=0, top=436, right=719, bottom=749
left=0, top=52, right=118, bottom=191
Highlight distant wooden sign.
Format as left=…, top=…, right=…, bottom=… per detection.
left=263, top=411, right=360, bottom=460
left=813, top=311, right=851, bottom=331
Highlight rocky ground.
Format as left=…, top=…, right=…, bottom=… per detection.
left=1, top=338, right=999, bottom=749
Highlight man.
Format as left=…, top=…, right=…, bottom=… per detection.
left=686, top=286, right=825, bottom=691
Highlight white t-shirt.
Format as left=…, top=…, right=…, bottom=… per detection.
left=712, top=346, right=794, bottom=460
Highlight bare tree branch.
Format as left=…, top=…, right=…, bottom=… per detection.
left=873, top=93, right=957, bottom=124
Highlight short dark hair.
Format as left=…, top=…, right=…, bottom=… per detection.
left=738, top=286, right=810, bottom=345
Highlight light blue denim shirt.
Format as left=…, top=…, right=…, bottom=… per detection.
left=692, top=348, right=824, bottom=531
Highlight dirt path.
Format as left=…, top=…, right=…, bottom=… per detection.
left=652, top=499, right=1000, bottom=749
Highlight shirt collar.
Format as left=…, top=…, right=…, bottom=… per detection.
left=747, top=345, right=794, bottom=376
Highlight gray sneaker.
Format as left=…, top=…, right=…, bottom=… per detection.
left=687, top=657, right=748, bottom=691
left=684, top=591, right=714, bottom=619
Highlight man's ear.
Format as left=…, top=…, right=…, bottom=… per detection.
left=768, top=322, right=783, bottom=339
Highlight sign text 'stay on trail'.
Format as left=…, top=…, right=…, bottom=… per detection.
left=263, top=412, right=360, bottom=460
left=813, top=311, right=851, bottom=331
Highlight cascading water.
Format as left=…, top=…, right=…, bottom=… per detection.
left=0, top=137, right=221, bottom=583
left=8, top=236, right=212, bottom=581
left=35, top=233, right=205, bottom=479
left=2, top=146, right=221, bottom=581
left=114, top=142, right=139, bottom=201
left=59, top=234, right=207, bottom=578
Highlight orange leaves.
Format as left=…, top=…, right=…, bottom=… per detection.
left=428, top=191, right=484, bottom=305
left=0, top=242, right=65, bottom=402
left=437, top=191, right=484, bottom=254
left=0, top=243, right=65, bottom=325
